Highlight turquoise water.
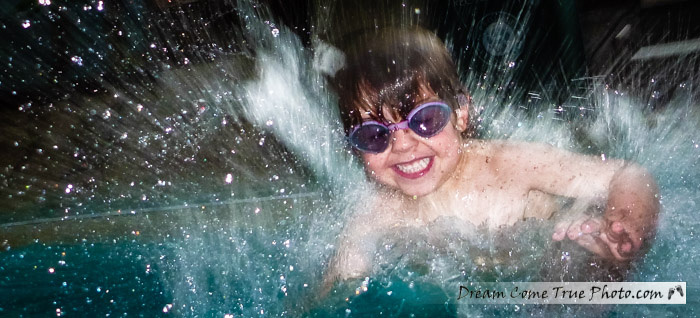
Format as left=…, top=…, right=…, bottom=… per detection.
left=1, top=0, right=699, bottom=316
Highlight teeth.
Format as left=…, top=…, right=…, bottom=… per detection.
left=396, top=157, right=430, bottom=174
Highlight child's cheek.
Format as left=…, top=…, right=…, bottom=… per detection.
left=361, top=155, right=383, bottom=178
left=361, top=156, right=376, bottom=173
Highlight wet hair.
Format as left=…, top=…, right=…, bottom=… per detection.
left=331, top=27, right=465, bottom=134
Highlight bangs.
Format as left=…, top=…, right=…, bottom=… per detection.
left=351, top=73, right=429, bottom=125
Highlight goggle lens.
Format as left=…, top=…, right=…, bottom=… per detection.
left=408, top=104, right=451, bottom=138
left=349, top=124, right=391, bottom=153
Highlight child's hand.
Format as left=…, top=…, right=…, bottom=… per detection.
left=552, top=164, right=659, bottom=262
left=552, top=207, right=656, bottom=261
left=553, top=216, right=628, bottom=261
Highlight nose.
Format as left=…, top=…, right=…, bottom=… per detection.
left=390, top=128, right=419, bottom=153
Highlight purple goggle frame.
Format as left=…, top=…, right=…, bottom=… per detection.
left=348, top=101, right=452, bottom=153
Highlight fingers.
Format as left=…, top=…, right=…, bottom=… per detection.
left=552, top=216, right=601, bottom=241
left=581, top=218, right=601, bottom=234
left=568, top=231, right=633, bottom=262
left=553, top=207, right=651, bottom=262
left=565, top=217, right=588, bottom=241
left=552, top=218, right=575, bottom=241
left=604, top=220, right=642, bottom=258
left=598, top=232, right=634, bottom=261
left=553, top=217, right=640, bottom=262
left=552, top=226, right=566, bottom=241
left=606, top=221, right=626, bottom=243
left=552, top=220, right=582, bottom=241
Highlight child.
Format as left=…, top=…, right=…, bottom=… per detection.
left=324, top=27, right=659, bottom=284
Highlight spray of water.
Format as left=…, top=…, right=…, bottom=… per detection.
left=0, top=0, right=698, bottom=316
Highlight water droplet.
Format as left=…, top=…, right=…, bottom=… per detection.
left=271, top=28, right=279, bottom=37
left=225, top=173, right=233, bottom=184
left=71, top=56, right=83, bottom=66
left=21, top=20, right=31, bottom=28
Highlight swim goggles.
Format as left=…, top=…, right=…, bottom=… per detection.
left=348, top=101, right=452, bottom=153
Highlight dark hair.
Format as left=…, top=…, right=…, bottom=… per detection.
left=331, top=27, right=465, bottom=134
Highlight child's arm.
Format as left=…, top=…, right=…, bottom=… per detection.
left=320, top=218, right=375, bottom=298
left=499, top=142, right=660, bottom=261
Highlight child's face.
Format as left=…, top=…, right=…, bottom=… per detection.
left=358, top=88, right=468, bottom=197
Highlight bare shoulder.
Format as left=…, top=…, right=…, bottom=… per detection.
left=464, top=139, right=542, bottom=173
left=476, top=140, right=591, bottom=171
left=480, top=139, right=556, bottom=158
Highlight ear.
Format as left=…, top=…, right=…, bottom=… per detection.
left=454, top=94, right=470, bottom=132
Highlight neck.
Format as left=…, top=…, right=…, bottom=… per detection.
left=399, top=141, right=474, bottom=222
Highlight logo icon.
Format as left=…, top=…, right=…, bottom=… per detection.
left=668, top=285, right=684, bottom=300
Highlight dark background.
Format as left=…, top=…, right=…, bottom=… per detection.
left=2, top=0, right=699, bottom=109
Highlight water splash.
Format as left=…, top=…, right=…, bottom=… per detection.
left=0, top=0, right=698, bottom=317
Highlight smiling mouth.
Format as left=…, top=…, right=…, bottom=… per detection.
left=393, top=157, right=433, bottom=178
